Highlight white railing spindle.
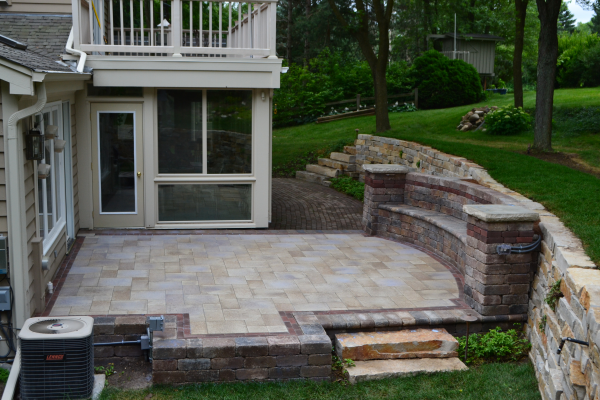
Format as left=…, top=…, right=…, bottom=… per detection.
left=130, top=0, right=134, bottom=45
left=110, top=0, right=114, bottom=45
left=200, top=0, right=203, bottom=47
left=88, top=0, right=94, bottom=45
left=228, top=2, right=231, bottom=48
left=189, top=0, right=193, bottom=46
left=209, top=2, right=212, bottom=48
left=140, top=0, right=144, bottom=47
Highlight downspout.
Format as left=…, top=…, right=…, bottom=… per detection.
left=66, top=27, right=87, bottom=73
left=7, top=82, right=47, bottom=325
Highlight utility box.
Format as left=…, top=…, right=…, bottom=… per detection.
left=0, top=287, right=11, bottom=311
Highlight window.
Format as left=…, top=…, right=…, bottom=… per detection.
left=157, top=89, right=252, bottom=175
left=36, top=103, right=66, bottom=253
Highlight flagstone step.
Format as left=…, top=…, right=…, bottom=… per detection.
left=318, top=158, right=357, bottom=172
left=335, top=329, right=459, bottom=361
left=306, top=164, right=340, bottom=178
left=295, top=171, right=332, bottom=187
left=344, top=146, right=357, bottom=155
left=346, top=357, right=468, bottom=384
left=330, top=152, right=356, bottom=164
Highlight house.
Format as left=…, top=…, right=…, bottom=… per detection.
left=0, top=0, right=282, bottom=339
left=428, top=33, right=504, bottom=83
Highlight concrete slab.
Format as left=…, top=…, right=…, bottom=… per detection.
left=92, top=374, right=105, bottom=400
left=335, top=329, right=459, bottom=361
left=346, top=357, right=468, bottom=384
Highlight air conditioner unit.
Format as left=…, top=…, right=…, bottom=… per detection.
left=19, top=316, right=94, bottom=400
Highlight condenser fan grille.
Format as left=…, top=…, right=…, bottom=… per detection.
left=27, top=319, right=86, bottom=335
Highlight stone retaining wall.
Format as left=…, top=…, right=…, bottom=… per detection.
left=354, top=135, right=598, bottom=400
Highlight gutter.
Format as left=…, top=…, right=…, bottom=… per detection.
left=0, top=349, right=20, bottom=400
left=65, top=27, right=87, bottom=73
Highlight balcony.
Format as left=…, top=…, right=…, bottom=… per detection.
left=72, top=0, right=277, bottom=58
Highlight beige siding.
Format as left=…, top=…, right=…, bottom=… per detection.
left=0, top=0, right=72, bottom=14
left=0, top=93, right=6, bottom=236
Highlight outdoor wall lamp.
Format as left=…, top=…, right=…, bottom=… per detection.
left=25, top=128, right=44, bottom=161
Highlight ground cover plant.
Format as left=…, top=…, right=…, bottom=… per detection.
left=458, top=326, right=531, bottom=365
left=329, top=176, right=365, bottom=201
left=98, top=362, right=540, bottom=400
left=273, top=88, right=600, bottom=265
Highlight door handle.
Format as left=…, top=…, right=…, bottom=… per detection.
left=137, top=171, right=142, bottom=178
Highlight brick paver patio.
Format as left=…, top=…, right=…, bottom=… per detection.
left=270, top=179, right=363, bottom=230
left=49, top=233, right=461, bottom=335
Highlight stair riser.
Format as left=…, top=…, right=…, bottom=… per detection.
left=306, top=164, right=340, bottom=178
left=318, top=158, right=356, bottom=172
left=347, top=358, right=468, bottom=384
left=344, top=146, right=357, bottom=155
left=330, top=152, right=356, bottom=163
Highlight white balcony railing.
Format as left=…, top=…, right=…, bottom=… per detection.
left=72, top=0, right=277, bottom=58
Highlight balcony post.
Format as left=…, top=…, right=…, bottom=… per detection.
left=268, top=1, right=276, bottom=58
left=171, top=0, right=182, bottom=57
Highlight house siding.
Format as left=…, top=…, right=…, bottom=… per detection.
left=0, top=0, right=72, bottom=15
left=0, top=93, right=6, bottom=237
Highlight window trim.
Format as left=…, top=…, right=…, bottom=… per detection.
left=36, top=102, right=67, bottom=255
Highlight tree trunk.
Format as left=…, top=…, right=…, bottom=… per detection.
left=534, top=0, right=561, bottom=151
left=513, top=0, right=528, bottom=108
left=287, top=0, right=293, bottom=64
left=373, top=60, right=391, bottom=132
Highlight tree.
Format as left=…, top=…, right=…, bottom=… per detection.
left=558, top=1, right=577, bottom=32
left=514, top=0, right=530, bottom=108
left=591, top=3, right=600, bottom=33
left=328, top=0, right=395, bottom=132
left=534, top=0, right=562, bottom=151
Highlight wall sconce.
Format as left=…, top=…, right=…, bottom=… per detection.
left=25, top=129, right=45, bottom=161
left=45, top=125, right=58, bottom=140
left=54, top=139, right=66, bottom=153
left=38, top=163, right=51, bottom=179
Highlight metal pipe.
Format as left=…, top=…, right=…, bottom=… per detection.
left=94, top=340, right=142, bottom=347
left=557, top=337, right=589, bottom=355
left=1, top=348, right=20, bottom=400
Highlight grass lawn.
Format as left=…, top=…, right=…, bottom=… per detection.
left=273, top=88, right=600, bottom=265
left=99, top=363, right=540, bottom=400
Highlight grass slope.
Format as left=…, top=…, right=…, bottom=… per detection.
left=273, top=88, right=600, bottom=265
left=99, top=363, right=540, bottom=400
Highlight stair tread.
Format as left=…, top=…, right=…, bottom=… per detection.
left=335, top=329, right=458, bottom=361
left=346, top=357, right=467, bottom=384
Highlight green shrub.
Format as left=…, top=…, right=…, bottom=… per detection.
left=457, top=326, right=531, bottom=365
left=557, top=31, right=600, bottom=88
left=409, top=50, right=483, bottom=109
left=329, top=176, right=365, bottom=201
left=485, top=106, right=532, bottom=135
left=0, top=368, right=9, bottom=384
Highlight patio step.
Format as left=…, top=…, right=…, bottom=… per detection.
left=318, top=158, right=357, bottom=172
left=344, top=146, right=357, bottom=155
left=330, top=152, right=356, bottom=164
left=306, top=164, right=340, bottom=178
left=346, top=358, right=468, bottom=384
left=335, top=329, right=459, bottom=361
left=295, top=171, right=332, bottom=187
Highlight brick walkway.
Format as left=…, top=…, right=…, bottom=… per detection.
left=270, top=179, right=363, bottom=230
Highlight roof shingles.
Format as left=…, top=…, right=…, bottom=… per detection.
left=0, top=14, right=72, bottom=60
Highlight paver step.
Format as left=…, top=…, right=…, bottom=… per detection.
left=344, top=146, right=357, bottom=155
left=306, top=164, right=340, bottom=178
left=335, top=329, right=459, bottom=361
left=346, top=358, right=467, bottom=384
left=330, top=152, right=356, bottom=164
left=318, top=158, right=356, bottom=172
left=295, top=171, right=332, bottom=187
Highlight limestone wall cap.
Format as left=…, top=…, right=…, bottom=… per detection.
left=463, top=204, right=540, bottom=222
left=362, top=164, right=410, bottom=174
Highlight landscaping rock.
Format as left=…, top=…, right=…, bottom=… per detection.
left=346, top=358, right=467, bottom=384
left=457, top=106, right=494, bottom=131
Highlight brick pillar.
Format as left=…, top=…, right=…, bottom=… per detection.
left=361, top=165, right=409, bottom=235
left=462, top=205, right=540, bottom=316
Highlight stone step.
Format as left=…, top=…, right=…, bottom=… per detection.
left=330, top=152, right=356, bottom=164
left=306, top=164, right=340, bottom=178
left=295, top=171, right=332, bottom=187
left=335, top=329, right=459, bottom=361
left=344, top=146, right=357, bottom=155
left=318, top=158, right=356, bottom=172
left=346, top=358, right=468, bottom=384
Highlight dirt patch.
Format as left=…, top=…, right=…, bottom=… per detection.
left=525, top=151, right=600, bottom=179
left=103, top=358, right=152, bottom=390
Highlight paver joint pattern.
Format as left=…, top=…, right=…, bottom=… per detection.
left=46, top=233, right=461, bottom=335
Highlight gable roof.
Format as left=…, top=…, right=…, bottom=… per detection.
left=440, top=33, right=505, bottom=42
left=0, top=14, right=72, bottom=61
